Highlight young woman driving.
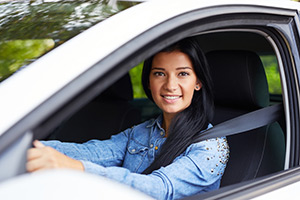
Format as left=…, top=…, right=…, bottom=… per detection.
left=27, top=37, right=229, bottom=200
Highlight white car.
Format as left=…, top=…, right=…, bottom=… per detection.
left=0, top=0, right=300, bottom=199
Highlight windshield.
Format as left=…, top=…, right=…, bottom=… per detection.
left=0, top=0, right=139, bottom=82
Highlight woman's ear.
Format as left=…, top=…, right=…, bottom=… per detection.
left=195, top=81, right=202, bottom=91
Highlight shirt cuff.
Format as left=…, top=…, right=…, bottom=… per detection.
left=80, top=160, right=106, bottom=176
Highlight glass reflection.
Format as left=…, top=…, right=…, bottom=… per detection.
left=0, top=0, right=138, bottom=82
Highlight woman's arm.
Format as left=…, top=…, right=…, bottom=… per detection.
left=27, top=140, right=84, bottom=171
left=81, top=137, right=229, bottom=200
left=26, top=133, right=228, bottom=200
left=26, top=128, right=132, bottom=170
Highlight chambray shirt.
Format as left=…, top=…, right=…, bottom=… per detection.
left=43, top=115, right=229, bottom=200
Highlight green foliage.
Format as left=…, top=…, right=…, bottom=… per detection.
left=0, top=0, right=138, bottom=81
left=0, top=39, right=55, bottom=81
left=260, top=55, right=282, bottom=94
left=129, top=63, right=147, bottom=99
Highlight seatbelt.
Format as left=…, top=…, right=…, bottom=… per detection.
left=193, top=103, right=284, bottom=143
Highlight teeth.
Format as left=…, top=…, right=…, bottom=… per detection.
left=164, top=96, right=180, bottom=100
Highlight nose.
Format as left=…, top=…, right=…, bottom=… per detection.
left=164, top=75, right=178, bottom=91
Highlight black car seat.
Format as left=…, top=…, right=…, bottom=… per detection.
left=51, top=73, right=141, bottom=143
left=206, top=50, right=286, bottom=187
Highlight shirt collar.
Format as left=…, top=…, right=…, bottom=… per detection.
left=146, top=114, right=164, bottom=131
left=146, top=115, right=213, bottom=133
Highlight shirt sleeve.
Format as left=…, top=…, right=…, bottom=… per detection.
left=42, top=128, right=132, bottom=167
left=81, top=137, right=229, bottom=200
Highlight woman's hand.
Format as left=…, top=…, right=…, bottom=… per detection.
left=26, top=140, right=84, bottom=172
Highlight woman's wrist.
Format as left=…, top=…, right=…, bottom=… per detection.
left=71, top=159, right=84, bottom=171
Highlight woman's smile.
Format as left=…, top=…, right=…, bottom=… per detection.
left=161, top=95, right=182, bottom=103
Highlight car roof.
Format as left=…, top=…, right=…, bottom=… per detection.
left=0, top=0, right=299, bottom=135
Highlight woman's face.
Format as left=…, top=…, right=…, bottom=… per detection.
left=149, top=50, right=201, bottom=118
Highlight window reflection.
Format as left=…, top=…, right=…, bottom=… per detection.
left=0, top=39, right=55, bottom=81
left=0, top=0, right=139, bottom=82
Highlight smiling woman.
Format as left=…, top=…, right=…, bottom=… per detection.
left=149, top=51, right=201, bottom=121
left=26, top=37, right=229, bottom=200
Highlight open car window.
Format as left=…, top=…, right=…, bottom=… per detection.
left=37, top=10, right=292, bottom=200
left=45, top=29, right=287, bottom=185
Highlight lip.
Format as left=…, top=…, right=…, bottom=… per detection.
left=161, top=95, right=182, bottom=103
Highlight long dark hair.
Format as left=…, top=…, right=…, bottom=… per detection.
left=142, top=37, right=214, bottom=174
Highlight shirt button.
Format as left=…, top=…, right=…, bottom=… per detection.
left=155, top=146, right=158, bottom=150
left=131, top=149, right=136, bottom=152
left=150, top=144, right=154, bottom=148
left=160, top=131, right=164, bottom=136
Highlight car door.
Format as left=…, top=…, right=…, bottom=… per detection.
left=0, top=0, right=299, bottom=199
left=38, top=2, right=300, bottom=197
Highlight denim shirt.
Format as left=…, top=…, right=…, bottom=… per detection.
left=43, top=115, right=229, bottom=200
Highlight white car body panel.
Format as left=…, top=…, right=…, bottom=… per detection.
left=0, top=169, right=154, bottom=200
left=253, top=181, right=300, bottom=199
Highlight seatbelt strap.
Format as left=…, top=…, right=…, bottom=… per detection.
left=193, top=103, right=284, bottom=143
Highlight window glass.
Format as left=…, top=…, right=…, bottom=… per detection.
left=0, top=0, right=139, bottom=82
left=0, top=39, right=55, bottom=81
left=260, top=55, right=282, bottom=95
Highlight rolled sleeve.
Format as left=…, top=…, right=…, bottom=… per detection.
left=42, top=128, right=132, bottom=167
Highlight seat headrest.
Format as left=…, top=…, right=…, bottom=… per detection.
left=96, top=73, right=133, bottom=101
left=206, top=50, right=269, bottom=109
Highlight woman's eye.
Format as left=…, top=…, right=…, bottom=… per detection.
left=179, top=72, right=189, bottom=76
left=154, top=72, right=165, bottom=76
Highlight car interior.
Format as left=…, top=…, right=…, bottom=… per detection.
left=206, top=49, right=285, bottom=186
left=44, top=30, right=286, bottom=189
left=48, top=73, right=141, bottom=142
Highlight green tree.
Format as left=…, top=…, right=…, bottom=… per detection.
left=0, top=0, right=137, bottom=82
left=0, top=39, right=54, bottom=81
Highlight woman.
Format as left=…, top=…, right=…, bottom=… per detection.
left=27, top=37, right=229, bottom=200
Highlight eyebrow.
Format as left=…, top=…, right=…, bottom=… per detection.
left=151, top=67, right=193, bottom=70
